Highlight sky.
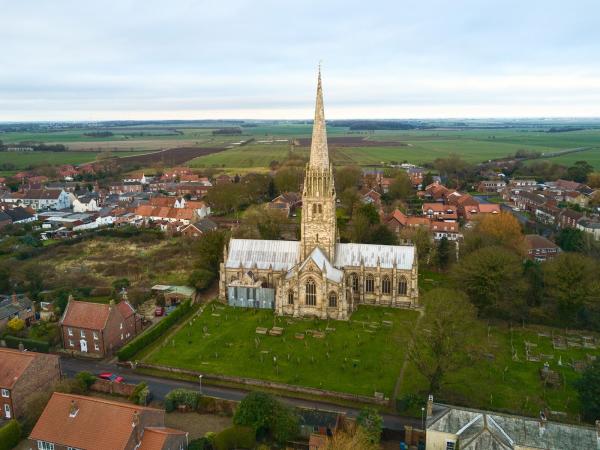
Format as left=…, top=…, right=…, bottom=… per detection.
left=1, top=0, right=600, bottom=121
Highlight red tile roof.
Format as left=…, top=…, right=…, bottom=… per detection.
left=116, top=301, right=135, bottom=319
left=139, top=427, right=187, bottom=450
left=61, top=300, right=112, bottom=330
left=0, top=348, right=37, bottom=389
left=30, top=393, right=163, bottom=450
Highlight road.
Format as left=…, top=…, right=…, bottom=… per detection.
left=60, top=356, right=421, bottom=431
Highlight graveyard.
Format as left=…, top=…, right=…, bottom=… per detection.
left=144, top=302, right=420, bottom=398
left=399, top=320, right=600, bottom=421
left=141, top=298, right=600, bottom=420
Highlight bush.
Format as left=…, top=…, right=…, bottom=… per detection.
left=0, top=420, right=21, bottom=450
left=4, top=335, right=50, bottom=353
left=188, top=437, right=212, bottom=450
left=117, top=300, right=193, bottom=361
left=164, top=388, right=201, bottom=412
left=75, top=371, right=96, bottom=391
left=214, top=426, right=256, bottom=450
left=129, top=382, right=150, bottom=406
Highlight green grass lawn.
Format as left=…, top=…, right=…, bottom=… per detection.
left=145, top=302, right=420, bottom=397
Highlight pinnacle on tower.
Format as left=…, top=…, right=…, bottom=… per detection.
left=309, top=65, right=329, bottom=169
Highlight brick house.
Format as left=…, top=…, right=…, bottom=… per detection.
left=60, top=300, right=141, bottom=357
left=524, top=235, right=561, bottom=261
left=0, top=348, right=60, bottom=420
left=30, top=392, right=188, bottom=450
left=477, top=179, right=506, bottom=193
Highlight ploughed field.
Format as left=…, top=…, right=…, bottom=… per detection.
left=144, top=302, right=420, bottom=397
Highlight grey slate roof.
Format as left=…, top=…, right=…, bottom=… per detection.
left=428, top=405, right=600, bottom=450
left=225, top=239, right=416, bottom=272
left=0, top=294, right=33, bottom=321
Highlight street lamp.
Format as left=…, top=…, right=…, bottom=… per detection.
left=421, top=407, right=425, bottom=431
left=198, top=375, right=203, bottom=394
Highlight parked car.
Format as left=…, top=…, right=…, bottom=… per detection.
left=154, top=306, right=165, bottom=316
left=99, top=372, right=124, bottom=383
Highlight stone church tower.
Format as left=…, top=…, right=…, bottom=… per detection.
left=300, top=69, right=337, bottom=261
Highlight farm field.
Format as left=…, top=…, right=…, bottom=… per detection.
left=532, top=147, right=600, bottom=169
left=0, top=151, right=138, bottom=170
left=145, top=302, right=420, bottom=397
left=189, top=143, right=306, bottom=169
left=4, top=123, right=600, bottom=170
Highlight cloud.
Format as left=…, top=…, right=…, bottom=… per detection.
left=1, top=0, right=600, bottom=120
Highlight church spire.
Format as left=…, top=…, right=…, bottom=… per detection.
left=309, top=65, right=329, bottom=168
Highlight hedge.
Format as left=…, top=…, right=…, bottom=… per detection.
left=164, top=388, right=201, bottom=412
left=4, top=335, right=50, bottom=353
left=0, top=420, right=21, bottom=450
left=117, top=300, right=193, bottom=361
left=214, top=426, right=256, bottom=450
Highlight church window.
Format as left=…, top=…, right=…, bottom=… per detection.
left=398, top=276, right=408, bottom=296
left=365, top=274, right=374, bottom=293
left=288, top=290, right=294, bottom=305
left=328, top=292, right=337, bottom=307
left=348, top=274, right=359, bottom=291
left=318, top=204, right=322, bottom=214
left=382, top=276, right=391, bottom=294
left=313, top=204, right=317, bottom=214
left=305, top=279, right=316, bottom=306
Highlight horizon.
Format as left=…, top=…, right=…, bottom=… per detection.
left=2, top=0, right=600, bottom=121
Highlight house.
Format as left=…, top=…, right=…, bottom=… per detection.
left=462, top=203, right=501, bottom=222
left=564, top=191, right=589, bottom=208
left=385, top=209, right=431, bottom=234
left=60, top=299, right=141, bottom=357
left=430, top=221, right=460, bottom=240
left=109, top=181, right=144, bottom=195
left=535, top=204, right=560, bottom=225
left=4, top=206, right=36, bottom=224
left=524, top=234, right=561, bottom=261
left=509, top=178, right=537, bottom=188
left=515, top=191, right=546, bottom=213
left=148, top=197, right=211, bottom=218
left=361, top=188, right=382, bottom=206
left=215, top=174, right=233, bottom=185
left=426, top=402, right=599, bottom=450
left=134, top=205, right=197, bottom=225
left=422, top=203, right=457, bottom=221
left=577, top=219, right=600, bottom=240
left=557, top=209, right=583, bottom=229
left=180, top=218, right=218, bottom=238
left=477, top=179, right=506, bottom=193
left=0, top=348, right=60, bottom=419
left=4, top=189, right=71, bottom=211
left=30, top=392, right=188, bottom=450
left=72, top=194, right=101, bottom=213
left=0, top=294, right=35, bottom=330
left=269, top=192, right=301, bottom=217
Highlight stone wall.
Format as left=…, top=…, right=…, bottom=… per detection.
left=136, top=362, right=387, bottom=406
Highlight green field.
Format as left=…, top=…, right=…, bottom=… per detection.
left=533, top=148, right=600, bottom=168
left=4, top=124, right=600, bottom=169
left=0, top=151, right=142, bottom=170
left=145, top=302, right=419, bottom=397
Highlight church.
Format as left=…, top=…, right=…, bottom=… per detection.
left=219, top=70, right=418, bottom=320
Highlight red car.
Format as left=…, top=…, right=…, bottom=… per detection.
left=99, top=372, right=124, bottom=383
left=154, top=306, right=165, bottom=317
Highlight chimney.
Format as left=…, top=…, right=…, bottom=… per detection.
left=69, top=400, right=79, bottom=418
left=132, top=410, right=140, bottom=429
left=109, top=299, right=115, bottom=308
left=11, top=292, right=18, bottom=306
left=426, top=395, right=434, bottom=417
